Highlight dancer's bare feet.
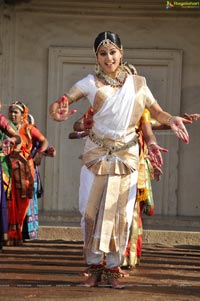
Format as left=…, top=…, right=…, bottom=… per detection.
left=80, top=264, right=104, bottom=287
left=81, top=267, right=90, bottom=277
left=103, top=267, right=125, bottom=289
left=81, top=273, right=101, bottom=287
left=107, top=277, right=125, bottom=289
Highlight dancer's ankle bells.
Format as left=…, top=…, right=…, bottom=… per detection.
left=82, top=263, right=104, bottom=287
left=103, top=267, right=125, bottom=289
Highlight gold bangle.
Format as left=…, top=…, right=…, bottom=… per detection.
left=167, top=116, right=174, bottom=126
left=147, top=142, right=157, bottom=147
left=68, top=95, right=77, bottom=104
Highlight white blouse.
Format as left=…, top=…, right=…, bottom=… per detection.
left=74, top=74, right=156, bottom=141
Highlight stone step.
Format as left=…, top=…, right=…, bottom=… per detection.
left=37, top=225, right=200, bottom=246
left=1, top=240, right=199, bottom=301
left=39, top=213, right=200, bottom=231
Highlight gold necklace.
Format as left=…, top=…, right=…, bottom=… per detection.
left=97, top=69, right=127, bottom=87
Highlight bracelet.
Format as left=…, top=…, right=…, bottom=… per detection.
left=147, top=142, right=157, bottom=147
left=68, top=95, right=77, bottom=104
left=167, top=116, right=174, bottom=126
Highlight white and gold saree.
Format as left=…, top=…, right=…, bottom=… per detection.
left=68, top=74, right=156, bottom=259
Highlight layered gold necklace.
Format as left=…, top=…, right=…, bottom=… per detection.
left=97, top=68, right=127, bottom=87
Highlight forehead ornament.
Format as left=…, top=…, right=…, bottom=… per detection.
left=102, top=39, right=112, bottom=47
left=95, top=32, right=123, bottom=54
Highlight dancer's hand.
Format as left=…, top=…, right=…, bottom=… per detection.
left=147, top=143, right=168, bottom=168
left=50, top=95, right=76, bottom=122
left=44, top=145, right=56, bottom=157
left=183, top=113, right=200, bottom=122
left=152, top=164, right=163, bottom=182
left=2, top=138, right=13, bottom=155
left=169, top=116, right=191, bottom=143
left=83, top=108, right=94, bottom=130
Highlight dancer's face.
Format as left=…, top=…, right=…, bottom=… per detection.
left=96, top=44, right=122, bottom=75
left=8, top=107, right=22, bottom=126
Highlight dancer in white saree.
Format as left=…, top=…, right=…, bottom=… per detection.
left=49, top=31, right=191, bottom=289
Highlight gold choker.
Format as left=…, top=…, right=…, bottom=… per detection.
left=97, top=69, right=127, bottom=87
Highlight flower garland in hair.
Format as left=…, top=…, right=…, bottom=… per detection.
left=22, top=105, right=29, bottom=123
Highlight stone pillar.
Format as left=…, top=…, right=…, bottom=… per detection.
left=0, top=4, right=15, bottom=108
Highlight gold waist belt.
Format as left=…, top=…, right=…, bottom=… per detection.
left=89, top=131, right=138, bottom=154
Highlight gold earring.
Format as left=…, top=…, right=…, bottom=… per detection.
left=95, top=62, right=101, bottom=75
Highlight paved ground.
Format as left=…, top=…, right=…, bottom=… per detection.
left=0, top=240, right=199, bottom=301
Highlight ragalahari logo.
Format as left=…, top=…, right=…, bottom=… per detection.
left=166, top=1, right=200, bottom=9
